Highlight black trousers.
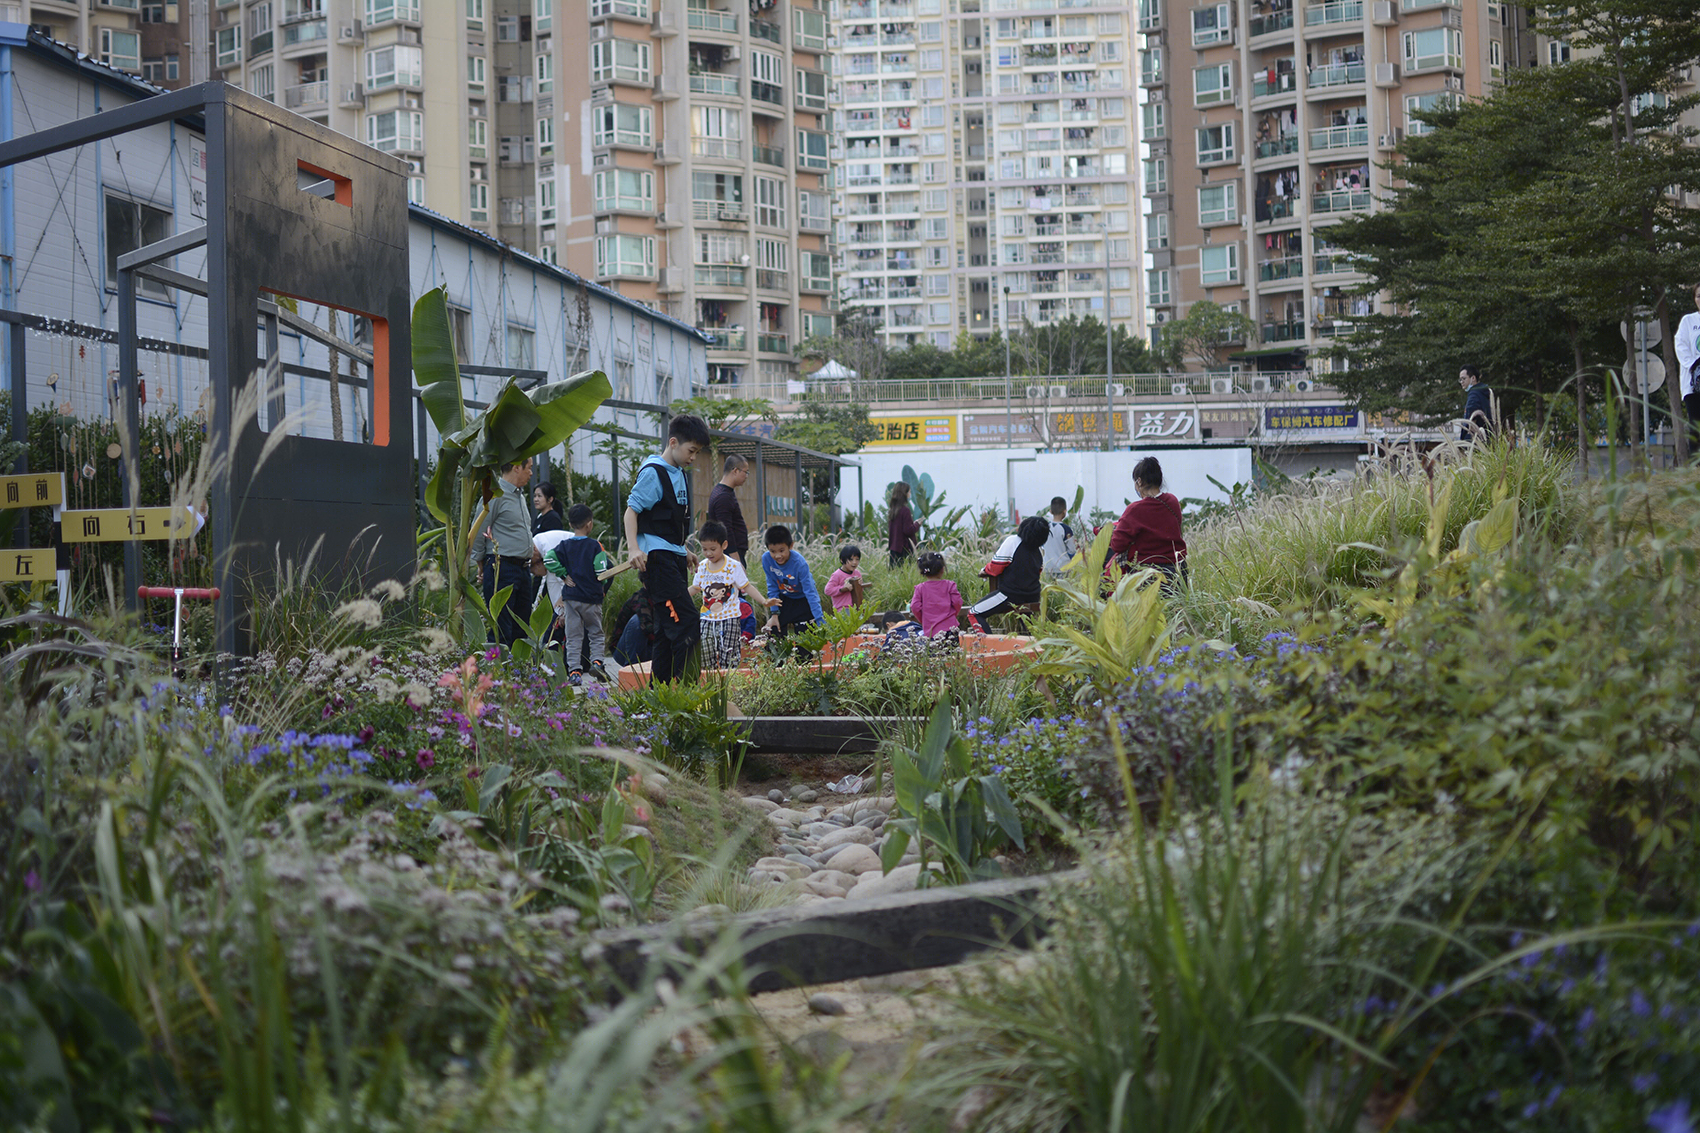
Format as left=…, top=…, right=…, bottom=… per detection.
left=1684, top=393, right=1700, bottom=447
left=643, top=550, right=700, bottom=683
left=482, top=558, right=533, bottom=650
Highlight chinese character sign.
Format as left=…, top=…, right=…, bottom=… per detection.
left=1262, top=405, right=1361, bottom=432
left=1132, top=410, right=1197, bottom=440
left=868, top=416, right=958, bottom=446
left=0, top=549, right=55, bottom=583
left=61, top=507, right=197, bottom=544
left=0, top=473, right=65, bottom=509
left=962, top=415, right=1041, bottom=444
left=1050, top=410, right=1130, bottom=439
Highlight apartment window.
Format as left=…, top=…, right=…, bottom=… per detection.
left=798, top=187, right=828, bottom=228
left=1146, top=212, right=1168, bottom=249
left=924, top=217, right=948, bottom=240
left=697, top=231, right=745, bottom=264
left=214, top=25, right=242, bottom=68
left=691, top=105, right=741, bottom=149
left=923, top=77, right=944, bottom=98
left=1197, top=123, right=1235, bottom=164
left=593, top=103, right=652, bottom=147
left=536, top=116, right=555, bottom=158
left=498, top=76, right=533, bottom=102
left=926, top=245, right=949, bottom=267
left=141, top=1, right=171, bottom=20
left=104, top=194, right=171, bottom=298
left=366, top=110, right=422, bottom=152
left=1199, top=182, right=1237, bottom=224
left=920, top=49, right=943, bottom=70
left=365, top=0, right=421, bottom=21
left=142, top=57, right=168, bottom=83
left=1143, top=157, right=1167, bottom=193
left=1141, top=101, right=1166, bottom=140
left=1139, top=49, right=1162, bottom=85
left=1106, top=182, right=1130, bottom=204
left=756, top=237, right=789, bottom=273
left=495, top=326, right=533, bottom=370
left=590, top=0, right=649, bottom=15
left=796, top=68, right=827, bottom=111
left=248, top=1, right=273, bottom=38
left=534, top=0, right=552, bottom=33
left=1109, top=238, right=1130, bottom=260
left=1193, top=63, right=1233, bottom=107
left=1191, top=2, right=1231, bottom=46
left=1200, top=243, right=1239, bottom=286
left=794, top=7, right=827, bottom=50
left=1001, top=215, right=1025, bottom=236
left=466, top=0, right=485, bottom=30
left=408, top=176, right=425, bottom=205
left=496, top=14, right=519, bottom=39
left=754, top=177, right=785, bottom=227
left=499, top=135, right=535, bottom=164
left=925, top=189, right=950, bottom=210
left=1404, top=91, right=1457, bottom=135
left=535, top=51, right=553, bottom=95
left=1403, top=28, right=1463, bottom=72
left=596, top=235, right=654, bottom=278
left=593, top=168, right=653, bottom=212
left=366, top=45, right=422, bottom=89
left=1546, top=40, right=1570, bottom=65
left=1488, top=38, right=1502, bottom=75
left=921, top=106, right=945, bottom=128
left=244, top=63, right=272, bottom=100
left=462, top=119, right=486, bottom=160
left=467, top=55, right=486, bottom=93
left=1148, top=268, right=1170, bottom=305
left=591, top=39, right=650, bottom=84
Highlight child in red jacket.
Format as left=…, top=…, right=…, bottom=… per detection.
left=1107, top=456, right=1187, bottom=583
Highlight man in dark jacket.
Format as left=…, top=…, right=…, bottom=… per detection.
left=1459, top=365, right=1493, bottom=441
left=706, top=454, right=751, bottom=563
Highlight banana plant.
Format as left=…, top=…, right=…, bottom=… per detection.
left=1031, top=523, right=1173, bottom=698
left=412, top=286, right=612, bottom=638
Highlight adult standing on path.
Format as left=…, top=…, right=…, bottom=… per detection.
left=473, top=457, right=535, bottom=649
left=706, top=454, right=751, bottom=564
left=624, top=414, right=710, bottom=684
left=1675, top=283, right=1700, bottom=446
left=888, top=481, right=921, bottom=567
left=1106, top=456, right=1187, bottom=583
left=1458, top=365, right=1494, bottom=442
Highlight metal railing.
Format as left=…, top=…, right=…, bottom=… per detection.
left=1250, top=9, right=1295, bottom=35
left=1304, top=0, right=1363, bottom=24
left=1307, top=61, right=1366, bottom=88
left=687, top=7, right=738, bottom=32
left=1258, top=256, right=1304, bottom=282
left=690, top=73, right=739, bottom=96
left=1256, top=135, right=1300, bottom=158
left=690, top=371, right=1330, bottom=406
left=700, top=328, right=746, bottom=350
left=283, top=80, right=327, bottom=108
left=1313, top=187, right=1371, bottom=214
left=1310, top=123, right=1370, bottom=150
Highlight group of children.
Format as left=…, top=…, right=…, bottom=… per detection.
left=528, top=414, right=1096, bottom=687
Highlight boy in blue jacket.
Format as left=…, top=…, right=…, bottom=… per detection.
left=622, top=414, right=710, bottom=682
left=761, top=524, right=823, bottom=637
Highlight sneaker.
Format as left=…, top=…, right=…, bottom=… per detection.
left=568, top=669, right=583, bottom=687
left=588, top=659, right=613, bottom=684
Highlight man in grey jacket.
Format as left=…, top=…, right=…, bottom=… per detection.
left=472, top=457, right=534, bottom=648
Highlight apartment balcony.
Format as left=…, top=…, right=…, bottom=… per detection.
left=750, top=18, right=781, bottom=43
left=757, top=332, right=789, bottom=354
left=283, top=80, right=328, bottom=110
left=1252, top=71, right=1298, bottom=99
left=1313, top=319, right=1357, bottom=338
left=1313, top=187, right=1371, bottom=214
left=756, top=269, right=789, bottom=291
left=1063, top=189, right=1101, bottom=208
left=692, top=199, right=748, bottom=223
left=690, top=73, right=739, bottom=97
left=1310, top=123, right=1369, bottom=150
left=1257, top=195, right=1301, bottom=223
left=751, top=81, right=784, bottom=108
left=882, top=30, right=916, bottom=45
left=752, top=143, right=786, bottom=167
left=1313, top=251, right=1362, bottom=275
left=695, top=264, right=748, bottom=287
left=799, top=212, right=830, bottom=232
left=1256, top=136, right=1300, bottom=159
left=280, top=19, right=328, bottom=53
left=1307, top=62, right=1365, bottom=90
left=1257, top=255, right=1305, bottom=283
left=801, top=273, right=832, bottom=294
left=887, top=285, right=922, bottom=299
left=691, top=138, right=744, bottom=160
left=1262, top=321, right=1306, bottom=343
left=1304, top=0, right=1363, bottom=29
left=687, top=7, right=739, bottom=33
left=1250, top=9, right=1295, bottom=36
left=702, top=328, right=747, bottom=350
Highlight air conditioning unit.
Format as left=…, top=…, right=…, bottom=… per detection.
left=1111, top=382, right=1127, bottom=397
left=1377, top=130, right=1403, bottom=150
left=590, top=23, right=608, bottom=38
left=1170, top=382, right=1189, bottom=396
left=1374, top=63, right=1400, bottom=87
left=653, top=7, right=678, bottom=32
left=338, top=23, right=357, bottom=41
left=1024, top=384, right=1044, bottom=399
left=655, top=139, right=682, bottom=163
left=1250, top=376, right=1272, bottom=393
left=337, top=84, right=364, bottom=106
left=1049, top=385, right=1066, bottom=399
left=725, top=43, right=741, bottom=61
left=591, top=151, right=610, bottom=167
left=1372, top=0, right=1397, bottom=23
left=1444, top=75, right=1464, bottom=91
left=659, top=267, right=685, bottom=292
left=1293, top=378, right=1315, bottom=393
left=1210, top=377, right=1234, bottom=395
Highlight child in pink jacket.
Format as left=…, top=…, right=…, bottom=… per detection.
left=909, top=551, right=966, bottom=637
left=825, top=544, right=865, bottom=612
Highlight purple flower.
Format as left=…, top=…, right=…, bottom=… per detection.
left=1632, top=990, right=1652, bottom=1018
left=1648, top=1100, right=1694, bottom=1133
left=357, top=725, right=375, bottom=744
left=1577, top=1007, right=1596, bottom=1033
left=416, top=748, right=436, bottom=769
left=1635, top=1074, right=1660, bottom=1094
left=23, top=869, right=40, bottom=892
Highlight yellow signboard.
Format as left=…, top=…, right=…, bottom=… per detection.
left=0, top=472, right=64, bottom=509
left=868, top=415, right=958, bottom=447
left=61, top=506, right=197, bottom=543
left=0, top=549, right=56, bottom=583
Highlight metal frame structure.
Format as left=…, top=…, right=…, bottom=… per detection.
left=0, top=82, right=414, bottom=656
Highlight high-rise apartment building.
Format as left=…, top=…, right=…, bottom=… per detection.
left=834, top=0, right=1142, bottom=350
left=543, top=0, right=835, bottom=394
left=4, top=1, right=156, bottom=77
left=1139, top=0, right=1532, bottom=371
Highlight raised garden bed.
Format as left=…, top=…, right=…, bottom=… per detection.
left=616, top=632, right=1040, bottom=693
left=733, top=714, right=926, bottom=755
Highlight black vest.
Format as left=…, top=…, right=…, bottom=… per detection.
left=634, top=460, right=691, bottom=546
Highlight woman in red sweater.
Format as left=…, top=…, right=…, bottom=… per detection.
left=1107, top=457, right=1187, bottom=583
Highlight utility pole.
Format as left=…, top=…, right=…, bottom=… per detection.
left=1103, top=223, right=1115, bottom=450
left=1003, top=284, right=1013, bottom=446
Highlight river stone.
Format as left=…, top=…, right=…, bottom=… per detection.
left=767, top=809, right=807, bottom=826
left=785, top=854, right=825, bottom=872
left=742, top=797, right=780, bottom=813
left=827, top=812, right=853, bottom=826
left=753, top=856, right=810, bottom=879
left=796, top=789, right=820, bottom=803
left=861, top=813, right=887, bottom=831
left=807, top=993, right=847, bottom=1016
left=768, top=789, right=784, bottom=803
left=828, top=844, right=883, bottom=875
left=803, top=879, right=848, bottom=899
left=817, top=825, right=877, bottom=851
left=816, top=842, right=866, bottom=866
left=807, top=869, right=859, bottom=891
left=870, top=796, right=897, bottom=812
left=846, top=862, right=927, bottom=900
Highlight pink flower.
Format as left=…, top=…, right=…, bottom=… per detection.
left=506, top=722, right=522, bottom=737
left=484, top=645, right=499, bottom=662
left=415, top=748, right=435, bottom=769
left=467, top=766, right=482, bottom=780
left=357, top=725, right=375, bottom=744
left=321, top=702, right=335, bottom=720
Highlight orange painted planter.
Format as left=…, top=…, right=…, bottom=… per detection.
left=614, top=632, right=1040, bottom=692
